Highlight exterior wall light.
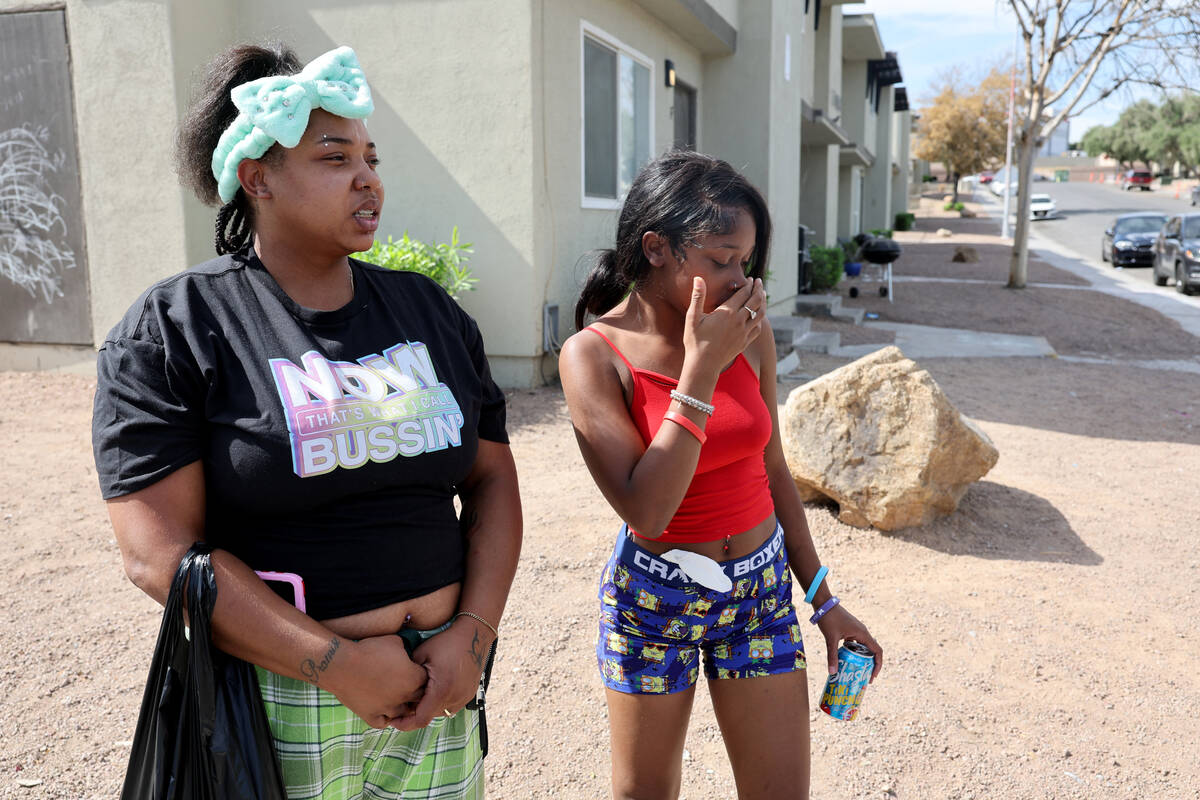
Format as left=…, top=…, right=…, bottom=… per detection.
left=665, top=59, right=676, bottom=88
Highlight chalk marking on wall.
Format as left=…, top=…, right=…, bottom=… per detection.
left=0, top=125, right=76, bottom=303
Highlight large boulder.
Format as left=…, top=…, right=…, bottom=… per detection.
left=781, top=346, right=999, bottom=530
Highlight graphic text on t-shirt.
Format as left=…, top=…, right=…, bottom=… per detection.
left=269, top=341, right=466, bottom=478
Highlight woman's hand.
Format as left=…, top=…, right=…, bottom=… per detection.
left=325, top=635, right=429, bottom=728
left=389, top=619, right=491, bottom=731
left=682, top=277, right=766, bottom=376
left=815, top=604, right=883, bottom=682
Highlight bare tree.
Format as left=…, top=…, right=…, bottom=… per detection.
left=1005, top=0, right=1200, bottom=288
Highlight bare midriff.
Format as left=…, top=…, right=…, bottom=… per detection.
left=319, top=582, right=461, bottom=639
left=635, top=513, right=777, bottom=562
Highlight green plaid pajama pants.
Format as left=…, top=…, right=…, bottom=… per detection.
left=256, top=666, right=484, bottom=799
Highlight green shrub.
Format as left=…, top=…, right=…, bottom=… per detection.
left=942, top=201, right=965, bottom=212
left=922, top=174, right=937, bottom=183
left=810, top=245, right=845, bottom=290
left=894, top=212, right=915, bottom=231
left=354, top=228, right=475, bottom=299
left=869, top=228, right=894, bottom=239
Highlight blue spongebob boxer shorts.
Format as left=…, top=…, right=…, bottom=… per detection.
left=596, top=523, right=806, bottom=695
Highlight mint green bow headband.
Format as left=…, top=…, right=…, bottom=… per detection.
left=211, top=46, right=374, bottom=203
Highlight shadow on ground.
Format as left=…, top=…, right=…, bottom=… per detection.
left=921, top=357, right=1200, bottom=446
left=811, top=481, right=1101, bottom=565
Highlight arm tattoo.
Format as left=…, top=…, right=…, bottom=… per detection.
left=468, top=628, right=484, bottom=669
left=300, top=636, right=341, bottom=685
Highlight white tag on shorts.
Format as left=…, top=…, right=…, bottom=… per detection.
left=660, top=549, right=733, bottom=593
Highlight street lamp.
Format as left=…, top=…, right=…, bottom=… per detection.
left=1001, top=22, right=1018, bottom=239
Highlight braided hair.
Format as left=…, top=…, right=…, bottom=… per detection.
left=175, top=44, right=302, bottom=255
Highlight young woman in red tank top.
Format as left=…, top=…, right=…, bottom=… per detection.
left=559, top=151, right=882, bottom=800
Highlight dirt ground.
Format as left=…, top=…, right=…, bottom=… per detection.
left=3, top=210, right=1200, bottom=799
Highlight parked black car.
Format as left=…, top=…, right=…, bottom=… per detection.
left=1101, top=213, right=1167, bottom=267
left=1153, top=214, right=1200, bottom=294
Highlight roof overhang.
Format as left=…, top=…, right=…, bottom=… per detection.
left=633, top=0, right=736, bottom=55
left=801, top=100, right=852, bottom=147
left=839, top=143, right=875, bottom=168
left=808, top=0, right=859, bottom=30
left=842, top=14, right=886, bottom=60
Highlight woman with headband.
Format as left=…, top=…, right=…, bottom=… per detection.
left=92, top=44, right=521, bottom=798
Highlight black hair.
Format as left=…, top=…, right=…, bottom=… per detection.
left=574, top=149, right=772, bottom=330
left=175, top=43, right=303, bottom=255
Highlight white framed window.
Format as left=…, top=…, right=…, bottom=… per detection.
left=581, top=22, right=654, bottom=208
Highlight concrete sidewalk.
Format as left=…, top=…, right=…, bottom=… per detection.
left=779, top=193, right=1200, bottom=371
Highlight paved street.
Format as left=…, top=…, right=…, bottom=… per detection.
left=979, top=177, right=1198, bottom=291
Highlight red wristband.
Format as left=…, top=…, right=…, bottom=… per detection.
left=663, top=411, right=707, bottom=444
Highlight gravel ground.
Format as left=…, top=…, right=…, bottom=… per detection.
left=3, top=209, right=1199, bottom=799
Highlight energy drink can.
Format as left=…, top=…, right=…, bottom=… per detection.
left=819, top=641, right=874, bottom=720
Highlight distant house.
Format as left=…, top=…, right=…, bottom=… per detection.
left=0, top=0, right=913, bottom=387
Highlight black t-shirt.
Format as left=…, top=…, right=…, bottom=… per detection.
left=92, top=249, right=508, bottom=619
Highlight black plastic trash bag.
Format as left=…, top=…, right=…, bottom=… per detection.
left=121, top=543, right=287, bottom=800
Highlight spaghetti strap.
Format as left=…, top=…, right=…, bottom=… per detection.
left=584, top=326, right=637, bottom=375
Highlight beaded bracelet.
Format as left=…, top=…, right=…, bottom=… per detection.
left=663, top=411, right=707, bottom=444
left=803, top=565, right=829, bottom=604
left=809, top=595, right=840, bottom=624
left=669, top=389, right=715, bottom=416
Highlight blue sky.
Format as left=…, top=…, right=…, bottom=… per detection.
left=841, top=1, right=1140, bottom=141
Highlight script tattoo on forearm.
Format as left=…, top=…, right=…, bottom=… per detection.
left=468, top=628, right=484, bottom=669
left=300, top=637, right=341, bottom=685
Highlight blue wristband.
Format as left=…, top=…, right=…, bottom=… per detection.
left=803, top=565, right=829, bottom=604
left=809, top=595, right=840, bottom=624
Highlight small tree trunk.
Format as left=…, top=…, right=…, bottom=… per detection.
left=951, top=172, right=959, bottom=204
left=1007, top=136, right=1038, bottom=289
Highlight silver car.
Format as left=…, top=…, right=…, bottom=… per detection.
left=1153, top=214, right=1200, bottom=294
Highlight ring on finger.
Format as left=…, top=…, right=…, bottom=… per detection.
left=743, top=305, right=758, bottom=320
left=443, top=708, right=454, bottom=717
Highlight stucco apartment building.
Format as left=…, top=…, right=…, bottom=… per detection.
left=0, top=0, right=910, bottom=387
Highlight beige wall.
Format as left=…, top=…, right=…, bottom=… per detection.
left=841, top=59, right=875, bottom=159
left=800, top=6, right=843, bottom=247
left=891, top=109, right=912, bottom=220
left=800, top=145, right=838, bottom=246
left=864, top=84, right=893, bottom=232
left=702, top=0, right=800, bottom=313
left=220, top=0, right=541, bottom=387
left=818, top=9, right=843, bottom=123
left=5, top=0, right=890, bottom=386
left=837, top=163, right=862, bottom=240
left=706, top=0, right=738, bottom=30
left=535, top=0, right=706, bottom=374
left=169, top=0, right=237, bottom=271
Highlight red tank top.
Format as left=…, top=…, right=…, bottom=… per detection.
left=587, top=328, right=775, bottom=543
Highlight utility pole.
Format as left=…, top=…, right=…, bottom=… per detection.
left=1001, top=23, right=1017, bottom=239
